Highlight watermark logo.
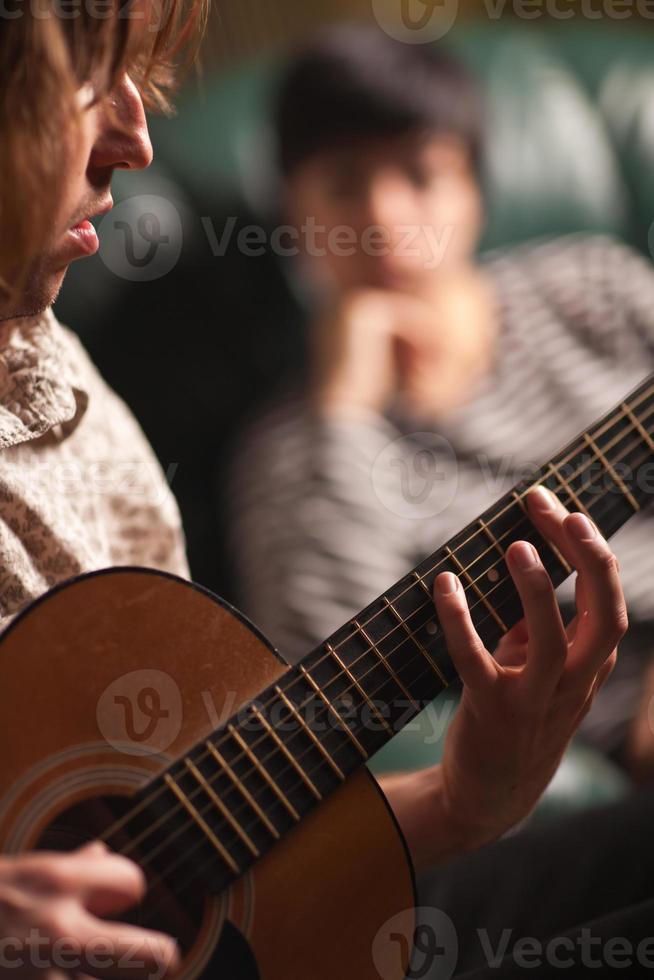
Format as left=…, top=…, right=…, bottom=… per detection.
left=97, top=669, right=183, bottom=757
left=202, top=216, right=454, bottom=270
left=371, top=433, right=459, bottom=520
left=97, top=195, right=183, bottom=282
left=483, top=0, right=654, bottom=19
left=371, top=0, right=460, bottom=43
left=372, top=0, right=654, bottom=31
left=373, top=907, right=458, bottom=980
left=0, top=930, right=175, bottom=980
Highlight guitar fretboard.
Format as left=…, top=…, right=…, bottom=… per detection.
left=108, top=373, right=654, bottom=902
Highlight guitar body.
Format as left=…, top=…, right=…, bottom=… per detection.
left=0, top=569, right=416, bottom=979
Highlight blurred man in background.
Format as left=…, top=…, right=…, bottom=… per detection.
left=230, top=21, right=654, bottom=783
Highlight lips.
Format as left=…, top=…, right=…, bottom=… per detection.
left=65, top=199, right=113, bottom=258
left=67, top=219, right=100, bottom=256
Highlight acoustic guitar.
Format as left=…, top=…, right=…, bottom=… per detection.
left=1, top=374, right=653, bottom=979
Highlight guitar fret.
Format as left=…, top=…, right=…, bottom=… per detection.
left=250, top=705, right=322, bottom=801
left=512, top=490, right=572, bottom=575
left=325, top=643, right=393, bottom=735
left=353, top=619, right=419, bottom=711
left=383, top=597, right=448, bottom=688
left=184, top=757, right=259, bottom=858
left=164, top=773, right=240, bottom=875
left=228, top=723, right=300, bottom=822
left=545, top=464, right=593, bottom=521
left=299, top=665, right=368, bottom=759
left=274, top=684, right=345, bottom=781
left=412, top=570, right=434, bottom=601
left=621, top=402, right=654, bottom=455
left=583, top=433, right=640, bottom=512
left=445, top=545, right=507, bottom=632
left=204, top=740, right=280, bottom=841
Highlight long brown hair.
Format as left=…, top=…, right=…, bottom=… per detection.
left=0, top=0, right=208, bottom=300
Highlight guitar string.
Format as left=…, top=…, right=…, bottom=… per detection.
left=100, top=385, right=653, bottom=854
left=112, top=415, right=653, bottom=897
left=102, top=391, right=654, bottom=861
left=137, top=435, right=648, bottom=924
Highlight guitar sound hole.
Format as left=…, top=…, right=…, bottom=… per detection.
left=35, top=795, right=205, bottom=955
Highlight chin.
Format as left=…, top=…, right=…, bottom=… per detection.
left=14, top=268, right=68, bottom=320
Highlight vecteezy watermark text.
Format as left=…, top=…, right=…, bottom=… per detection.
left=371, top=0, right=654, bottom=47
left=98, top=666, right=460, bottom=758
left=374, top=908, right=654, bottom=980
left=0, top=0, right=166, bottom=28
left=201, top=216, right=454, bottom=269
left=371, top=437, right=654, bottom=521
left=96, top=197, right=457, bottom=283
left=0, top=930, right=173, bottom=980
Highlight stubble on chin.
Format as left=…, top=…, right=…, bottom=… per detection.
left=0, top=255, right=67, bottom=322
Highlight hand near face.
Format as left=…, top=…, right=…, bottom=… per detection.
left=312, top=288, right=425, bottom=416
left=312, top=274, right=496, bottom=421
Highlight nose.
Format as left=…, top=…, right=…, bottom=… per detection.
left=362, top=171, right=417, bottom=239
left=89, top=74, right=154, bottom=174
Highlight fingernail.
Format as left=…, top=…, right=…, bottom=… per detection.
left=566, top=513, right=597, bottom=541
left=529, top=486, right=557, bottom=511
left=510, top=542, right=540, bottom=571
left=437, top=572, right=460, bottom=595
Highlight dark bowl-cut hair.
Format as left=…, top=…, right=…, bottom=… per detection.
left=275, top=22, right=484, bottom=179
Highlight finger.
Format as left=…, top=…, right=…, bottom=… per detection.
left=526, top=489, right=627, bottom=678
left=575, top=572, right=588, bottom=617
left=571, top=650, right=618, bottom=726
left=434, top=573, right=496, bottom=691
left=525, top=486, right=593, bottom=572
left=494, top=641, right=528, bottom=670
left=505, top=619, right=529, bottom=646
left=505, top=541, right=568, bottom=698
left=565, top=577, right=587, bottom=644
left=526, top=488, right=609, bottom=594
left=561, top=514, right=627, bottom=681
left=494, top=620, right=528, bottom=669
left=67, top=843, right=146, bottom=918
left=75, top=914, right=180, bottom=980
left=595, top=649, right=618, bottom=692
left=565, top=614, right=580, bottom=645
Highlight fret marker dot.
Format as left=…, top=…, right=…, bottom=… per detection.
left=426, top=622, right=438, bottom=635
left=488, top=569, right=500, bottom=583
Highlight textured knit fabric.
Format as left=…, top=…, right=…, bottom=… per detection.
left=230, top=234, right=654, bottom=757
left=0, top=306, right=188, bottom=630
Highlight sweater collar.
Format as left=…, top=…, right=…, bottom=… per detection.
left=0, top=306, right=88, bottom=450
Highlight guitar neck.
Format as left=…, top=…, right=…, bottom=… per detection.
left=119, top=373, right=654, bottom=900
left=290, top=372, right=654, bottom=752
